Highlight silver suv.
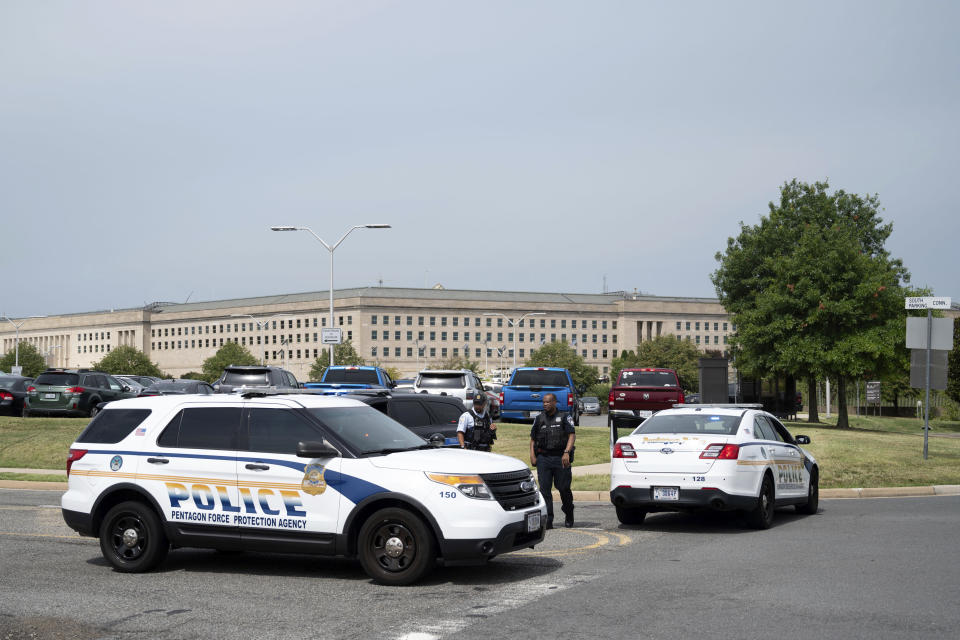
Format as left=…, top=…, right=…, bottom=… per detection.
left=413, top=369, right=487, bottom=410
left=213, top=365, right=300, bottom=393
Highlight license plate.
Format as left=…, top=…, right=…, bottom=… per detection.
left=653, top=486, right=679, bottom=501
left=525, top=510, right=541, bottom=532
left=638, top=410, right=653, bottom=418
left=43, top=393, right=57, bottom=400
left=528, top=411, right=540, bottom=419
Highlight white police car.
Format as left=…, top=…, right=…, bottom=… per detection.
left=610, top=404, right=819, bottom=528
left=61, top=391, right=545, bottom=585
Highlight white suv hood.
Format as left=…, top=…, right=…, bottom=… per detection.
left=367, top=449, right=528, bottom=474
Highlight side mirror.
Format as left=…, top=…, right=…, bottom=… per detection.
left=428, top=433, right=445, bottom=447
left=122, top=385, right=131, bottom=392
left=795, top=435, right=811, bottom=445
left=297, top=440, right=341, bottom=458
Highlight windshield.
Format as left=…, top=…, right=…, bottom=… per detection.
left=617, top=370, right=678, bottom=387
left=510, top=370, right=569, bottom=387
left=222, top=371, right=269, bottom=386
left=147, top=381, right=195, bottom=392
left=306, top=406, right=429, bottom=455
left=634, top=413, right=742, bottom=436
left=416, top=374, right=465, bottom=389
left=323, top=369, right=381, bottom=384
left=35, top=372, right=79, bottom=386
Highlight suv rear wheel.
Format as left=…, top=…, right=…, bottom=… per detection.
left=99, top=501, right=169, bottom=572
left=358, top=507, right=435, bottom=586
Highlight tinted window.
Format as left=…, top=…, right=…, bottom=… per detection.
left=76, top=409, right=153, bottom=444
left=324, top=369, right=381, bottom=384
left=767, top=416, right=792, bottom=443
left=158, top=407, right=240, bottom=449
left=389, top=400, right=432, bottom=428
left=35, top=372, right=79, bottom=386
left=246, top=408, right=321, bottom=454
left=106, top=376, right=123, bottom=391
left=635, top=413, right=741, bottom=435
left=0, top=377, right=25, bottom=390
left=416, top=374, right=465, bottom=389
left=306, top=406, right=427, bottom=455
left=427, top=401, right=463, bottom=425
left=222, top=371, right=269, bottom=386
left=510, top=370, right=570, bottom=387
left=753, top=416, right=776, bottom=441
left=617, top=370, right=678, bottom=387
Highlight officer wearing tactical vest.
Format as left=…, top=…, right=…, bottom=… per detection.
left=529, top=393, right=576, bottom=528
left=457, top=394, right=497, bottom=451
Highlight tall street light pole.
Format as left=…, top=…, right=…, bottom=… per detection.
left=231, top=313, right=292, bottom=365
left=271, top=224, right=390, bottom=368
left=483, top=311, right=545, bottom=370
left=2, top=316, right=46, bottom=369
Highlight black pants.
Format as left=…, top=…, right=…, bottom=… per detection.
left=536, top=454, right=573, bottom=518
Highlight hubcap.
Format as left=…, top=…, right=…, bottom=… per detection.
left=122, top=528, right=139, bottom=548
left=384, top=536, right=404, bottom=558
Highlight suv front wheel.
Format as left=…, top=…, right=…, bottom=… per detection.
left=99, top=501, right=169, bottom=572
left=358, top=507, right=436, bottom=586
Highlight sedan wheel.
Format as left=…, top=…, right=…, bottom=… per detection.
left=745, top=475, right=775, bottom=529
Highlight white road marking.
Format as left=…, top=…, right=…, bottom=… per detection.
left=394, top=573, right=597, bottom=640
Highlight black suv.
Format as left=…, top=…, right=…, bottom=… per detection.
left=346, top=391, right=466, bottom=444
left=25, top=369, right=136, bottom=417
left=213, top=365, right=301, bottom=393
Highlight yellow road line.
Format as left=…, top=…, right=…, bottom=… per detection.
left=512, top=528, right=632, bottom=558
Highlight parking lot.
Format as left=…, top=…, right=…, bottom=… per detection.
left=3, top=487, right=960, bottom=640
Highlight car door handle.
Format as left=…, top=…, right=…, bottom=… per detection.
left=245, top=463, right=270, bottom=471
left=146, top=458, right=169, bottom=464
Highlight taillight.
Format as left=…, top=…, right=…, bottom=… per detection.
left=27, top=386, right=37, bottom=395
left=0, top=391, right=12, bottom=401
left=567, top=395, right=573, bottom=407
left=678, top=390, right=685, bottom=404
left=65, top=386, right=85, bottom=396
left=613, top=442, right=636, bottom=458
left=700, top=443, right=739, bottom=459
left=499, top=392, right=504, bottom=405
left=66, top=448, right=87, bottom=476
left=608, top=389, right=615, bottom=407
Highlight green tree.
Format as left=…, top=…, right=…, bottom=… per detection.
left=0, top=342, right=47, bottom=378
left=948, top=318, right=960, bottom=404
left=610, top=336, right=703, bottom=392
left=438, top=355, right=482, bottom=375
left=525, top=341, right=598, bottom=391
left=383, top=366, right=404, bottom=381
left=181, top=371, right=206, bottom=381
left=712, top=179, right=910, bottom=427
left=90, top=345, right=164, bottom=378
left=309, top=341, right=365, bottom=381
left=201, top=341, right=258, bottom=382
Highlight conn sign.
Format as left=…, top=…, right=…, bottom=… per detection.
left=905, top=297, right=951, bottom=310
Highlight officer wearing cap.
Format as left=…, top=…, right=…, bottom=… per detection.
left=529, top=392, right=576, bottom=528
left=457, top=393, right=497, bottom=451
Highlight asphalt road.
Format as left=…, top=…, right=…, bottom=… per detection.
left=2, top=488, right=958, bottom=640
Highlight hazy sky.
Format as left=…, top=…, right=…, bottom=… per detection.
left=2, top=1, right=958, bottom=319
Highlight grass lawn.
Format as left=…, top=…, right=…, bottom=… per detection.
left=2, top=415, right=959, bottom=490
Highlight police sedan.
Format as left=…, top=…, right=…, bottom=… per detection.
left=610, top=404, right=819, bottom=528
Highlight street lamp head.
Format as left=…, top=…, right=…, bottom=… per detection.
left=270, top=226, right=299, bottom=231
left=363, top=224, right=391, bottom=229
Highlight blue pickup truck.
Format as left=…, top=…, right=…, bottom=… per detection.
left=500, top=367, right=580, bottom=425
left=302, top=365, right=395, bottom=395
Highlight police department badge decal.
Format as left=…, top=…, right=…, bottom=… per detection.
left=110, top=455, right=123, bottom=471
left=301, top=463, right=327, bottom=495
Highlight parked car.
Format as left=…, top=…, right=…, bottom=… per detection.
left=303, top=365, right=394, bottom=395
left=580, top=396, right=601, bottom=415
left=24, top=369, right=137, bottom=417
left=139, top=379, right=216, bottom=396
left=346, top=390, right=468, bottom=445
left=413, top=369, right=487, bottom=410
left=114, top=377, right=147, bottom=396
left=213, top=365, right=300, bottom=393
left=118, top=375, right=162, bottom=388
left=500, top=367, right=580, bottom=425
left=0, top=375, right=33, bottom=416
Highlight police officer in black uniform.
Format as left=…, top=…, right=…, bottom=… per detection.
left=457, top=394, right=497, bottom=451
left=529, top=393, right=576, bottom=528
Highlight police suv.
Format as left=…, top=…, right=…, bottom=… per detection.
left=610, top=404, right=819, bottom=528
left=61, top=392, right=545, bottom=585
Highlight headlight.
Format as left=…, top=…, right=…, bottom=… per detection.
left=426, top=473, right=494, bottom=500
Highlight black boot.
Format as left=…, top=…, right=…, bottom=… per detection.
left=546, top=516, right=554, bottom=530
left=564, top=512, right=574, bottom=528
